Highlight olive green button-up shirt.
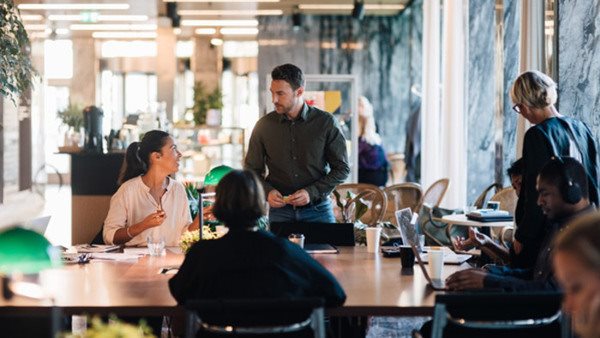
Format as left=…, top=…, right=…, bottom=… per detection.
left=244, top=103, right=350, bottom=203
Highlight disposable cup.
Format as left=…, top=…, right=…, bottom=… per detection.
left=366, top=227, right=382, bottom=253
left=428, top=250, right=444, bottom=279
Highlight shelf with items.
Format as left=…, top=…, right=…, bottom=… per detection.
left=173, top=126, right=245, bottom=184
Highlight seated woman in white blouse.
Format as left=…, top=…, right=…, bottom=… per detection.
left=103, top=130, right=199, bottom=246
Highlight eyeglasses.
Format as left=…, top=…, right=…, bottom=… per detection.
left=512, top=104, right=521, bottom=114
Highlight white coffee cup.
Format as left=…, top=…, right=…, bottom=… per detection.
left=428, top=250, right=444, bottom=279
left=365, top=227, right=382, bottom=253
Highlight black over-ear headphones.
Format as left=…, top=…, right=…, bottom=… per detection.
left=553, top=157, right=583, bottom=204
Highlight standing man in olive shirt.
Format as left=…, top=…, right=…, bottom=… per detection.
left=245, top=64, right=350, bottom=223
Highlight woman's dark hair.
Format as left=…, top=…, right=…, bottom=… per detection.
left=118, top=130, right=170, bottom=184
left=506, top=158, right=524, bottom=178
left=212, top=170, right=266, bottom=229
left=271, top=63, right=305, bottom=90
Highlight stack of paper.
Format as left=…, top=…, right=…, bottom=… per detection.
left=75, top=244, right=120, bottom=253
left=90, top=253, right=142, bottom=261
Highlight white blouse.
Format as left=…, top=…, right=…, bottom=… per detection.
left=103, top=176, right=193, bottom=246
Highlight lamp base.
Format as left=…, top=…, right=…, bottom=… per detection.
left=2, top=275, right=14, bottom=300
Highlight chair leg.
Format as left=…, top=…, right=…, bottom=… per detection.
left=311, top=307, right=325, bottom=338
left=431, top=304, right=447, bottom=338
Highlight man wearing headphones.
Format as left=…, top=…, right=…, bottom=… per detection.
left=445, top=157, right=596, bottom=291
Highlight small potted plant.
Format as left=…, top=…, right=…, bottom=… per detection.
left=60, top=315, right=155, bottom=338
left=192, top=81, right=223, bottom=126
left=57, top=103, right=84, bottom=151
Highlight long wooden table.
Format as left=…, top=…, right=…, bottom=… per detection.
left=0, top=246, right=466, bottom=317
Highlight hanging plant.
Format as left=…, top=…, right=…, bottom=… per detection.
left=0, top=0, right=37, bottom=103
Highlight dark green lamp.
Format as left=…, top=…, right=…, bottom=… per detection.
left=203, top=165, right=233, bottom=186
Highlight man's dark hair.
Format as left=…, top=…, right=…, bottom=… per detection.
left=212, top=170, right=266, bottom=229
left=507, top=158, right=524, bottom=178
left=271, top=64, right=305, bottom=90
left=538, top=157, right=589, bottom=201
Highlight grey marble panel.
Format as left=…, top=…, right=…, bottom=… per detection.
left=558, top=0, right=600, bottom=142
left=502, top=0, right=520, bottom=186
left=467, top=0, right=496, bottom=203
left=257, top=2, right=422, bottom=155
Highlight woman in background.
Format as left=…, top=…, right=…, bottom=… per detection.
left=103, top=130, right=198, bottom=246
left=553, top=214, right=600, bottom=338
left=358, top=96, right=389, bottom=187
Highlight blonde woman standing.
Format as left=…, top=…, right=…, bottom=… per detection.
left=358, top=96, right=389, bottom=187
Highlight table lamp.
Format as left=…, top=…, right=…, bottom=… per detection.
left=0, top=226, right=61, bottom=299
left=203, top=165, right=233, bottom=186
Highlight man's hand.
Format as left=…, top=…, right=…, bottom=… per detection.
left=445, top=269, right=487, bottom=290
left=288, top=189, right=310, bottom=207
left=268, top=190, right=286, bottom=208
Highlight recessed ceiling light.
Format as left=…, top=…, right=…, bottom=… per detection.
left=23, top=24, right=47, bottom=31
left=20, top=14, right=44, bottom=21
left=220, top=27, right=259, bottom=35
left=56, top=28, right=71, bottom=35
left=49, top=15, right=149, bottom=22
left=70, top=24, right=157, bottom=31
left=92, top=31, right=158, bottom=39
left=210, top=38, right=224, bottom=46
left=195, top=28, right=217, bottom=35
left=298, top=4, right=404, bottom=10
left=18, top=3, right=130, bottom=10
left=182, top=19, right=258, bottom=27
left=179, top=9, right=283, bottom=16
left=166, top=0, right=279, bottom=2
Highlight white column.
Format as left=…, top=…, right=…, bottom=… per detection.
left=439, top=0, right=467, bottom=208
left=516, top=0, right=544, bottom=156
left=420, top=0, right=442, bottom=192
left=156, top=17, right=177, bottom=121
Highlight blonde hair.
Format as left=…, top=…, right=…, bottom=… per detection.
left=358, top=96, right=382, bottom=146
left=510, top=70, right=558, bottom=109
left=554, top=212, right=600, bottom=271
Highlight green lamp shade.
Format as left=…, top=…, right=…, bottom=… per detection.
left=0, top=227, right=61, bottom=275
left=203, top=165, right=233, bottom=186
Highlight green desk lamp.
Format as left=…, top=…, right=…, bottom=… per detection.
left=203, top=165, right=233, bottom=186
left=0, top=227, right=61, bottom=299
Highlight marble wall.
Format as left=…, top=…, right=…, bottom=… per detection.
left=257, top=0, right=422, bottom=154
left=466, top=0, right=520, bottom=203
left=558, top=0, right=600, bottom=141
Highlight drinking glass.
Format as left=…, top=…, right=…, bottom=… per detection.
left=146, top=235, right=166, bottom=256
left=288, top=233, right=305, bottom=248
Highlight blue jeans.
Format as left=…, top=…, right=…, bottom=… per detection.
left=269, top=199, right=336, bottom=223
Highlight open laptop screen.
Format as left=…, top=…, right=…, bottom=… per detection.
left=269, top=222, right=355, bottom=246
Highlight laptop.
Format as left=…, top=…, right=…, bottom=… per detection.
left=22, top=215, right=51, bottom=235
left=394, top=208, right=420, bottom=250
left=412, top=243, right=448, bottom=290
left=269, top=222, right=355, bottom=246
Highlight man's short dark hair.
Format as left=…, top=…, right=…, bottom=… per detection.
left=538, top=157, right=589, bottom=201
left=271, top=64, right=305, bottom=90
left=212, top=170, right=266, bottom=229
left=507, top=158, right=524, bottom=178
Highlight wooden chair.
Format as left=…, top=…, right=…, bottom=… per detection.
left=382, top=183, right=423, bottom=225
left=417, top=178, right=450, bottom=211
left=489, top=187, right=518, bottom=242
left=331, top=183, right=387, bottom=226
left=185, top=298, right=325, bottom=338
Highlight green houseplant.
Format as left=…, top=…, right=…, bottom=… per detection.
left=332, top=190, right=370, bottom=244
left=0, top=0, right=36, bottom=103
left=57, top=103, right=84, bottom=148
left=192, top=81, right=223, bottom=125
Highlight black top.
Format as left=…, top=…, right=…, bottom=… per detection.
left=244, top=103, right=350, bottom=203
left=168, top=229, right=347, bottom=307
left=514, top=116, right=600, bottom=268
left=484, top=205, right=596, bottom=292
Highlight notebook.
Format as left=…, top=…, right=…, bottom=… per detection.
left=466, top=209, right=513, bottom=222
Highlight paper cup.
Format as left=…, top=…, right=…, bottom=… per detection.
left=428, top=250, right=444, bottom=279
left=366, top=227, right=382, bottom=253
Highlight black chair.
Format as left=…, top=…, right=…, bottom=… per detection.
left=430, top=292, right=571, bottom=338
left=0, top=306, right=62, bottom=338
left=184, top=298, right=325, bottom=338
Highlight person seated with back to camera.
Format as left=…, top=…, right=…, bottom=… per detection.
left=446, top=157, right=595, bottom=292
left=453, top=158, right=523, bottom=264
left=553, top=213, right=600, bottom=338
left=169, top=169, right=346, bottom=307
left=103, top=130, right=199, bottom=246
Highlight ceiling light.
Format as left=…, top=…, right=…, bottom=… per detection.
left=70, top=24, right=157, bottom=31
left=18, top=3, right=130, bottom=10
left=166, top=0, right=279, bottom=3
left=182, top=19, right=258, bottom=27
left=179, top=9, right=283, bottom=16
left=24, top=24, right=47, bottom=31
left=56, top=28, right=70, bottom=35
left=210, top=38, right=224, bottom=46
left=92, top=31, right=158, bottom=39
left=298, top=4, right=404, bottom=10
left=195, top=28, right=217, bottom=35
left=20, top=15, right=44, bottom=21
left=48, top=15, right=149, bottom=22
left=220, top=27, right=259, bottom=35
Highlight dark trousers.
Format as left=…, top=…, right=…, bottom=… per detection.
left=359, top=168, right=388, bottom=187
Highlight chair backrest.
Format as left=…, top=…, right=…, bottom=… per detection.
left=490, top=187, right=518, bottom=215
left=431, top=292, right=570, bottom=338
left=185, top=298, right=325, bottom=338
left=472, top=183, right=503, bottom=209
left=382, top=183, right=423, bottom=225
left=417, top=178, right=450, bottom=211
left=331, top=183, right=387, bottom=226
left=0, top=306, right=62, bottom=338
